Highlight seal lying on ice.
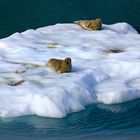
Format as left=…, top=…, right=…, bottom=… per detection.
left=74, top=18, right=102, bottom=31
left=47, top=57, right=72, bottom=73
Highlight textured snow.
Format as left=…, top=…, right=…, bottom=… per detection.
left=0, top=22, right=140, bottom=118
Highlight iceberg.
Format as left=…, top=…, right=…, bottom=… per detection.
left=0, top=22, right=140, bottom=118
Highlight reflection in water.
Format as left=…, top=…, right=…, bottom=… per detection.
left=97, top=99, right=140, bottom=113
left=0, top=99, right=140, bottom=140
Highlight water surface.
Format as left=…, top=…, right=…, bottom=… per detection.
left=0, top=100, right=140, bottom=140
left=0, top=0, right=140, bottom=38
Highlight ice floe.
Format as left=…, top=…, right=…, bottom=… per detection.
left=0, top=22, right=140, bottom=118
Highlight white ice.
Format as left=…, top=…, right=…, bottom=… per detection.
left=0, top=22, right=140, bottom=118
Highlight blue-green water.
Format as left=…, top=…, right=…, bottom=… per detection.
left=0, top=0, right=140, bottom=140
left=0, top=100, right=140, bottom=140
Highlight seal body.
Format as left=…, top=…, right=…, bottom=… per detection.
left=74, top=18, right=102, bottom=31
left=47, top=57, right=72, bottom=73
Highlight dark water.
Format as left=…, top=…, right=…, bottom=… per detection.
left=0, top=0, right=140, bottom=38
left=0, top=0, right=140, bottom=140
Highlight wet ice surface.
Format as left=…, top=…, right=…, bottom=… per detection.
left=0, top=22, right=140, bottom=118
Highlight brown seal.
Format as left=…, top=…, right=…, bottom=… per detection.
left=47, top=57, right=72, bottom=73
left=74, top=18, right=102, bottom=31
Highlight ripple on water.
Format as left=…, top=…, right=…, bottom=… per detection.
left=0, top=99, right=140, bottom=140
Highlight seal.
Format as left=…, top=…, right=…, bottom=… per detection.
left=47, top=57, right=72, bottom=73
left=74, top=18, right=102, bottom=31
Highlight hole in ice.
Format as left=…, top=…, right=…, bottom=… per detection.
left=7, top=80, right=25, bottom=86
left=16, top=66, right=31, bottom=74
left=103, top=48, right=125, bottom=54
